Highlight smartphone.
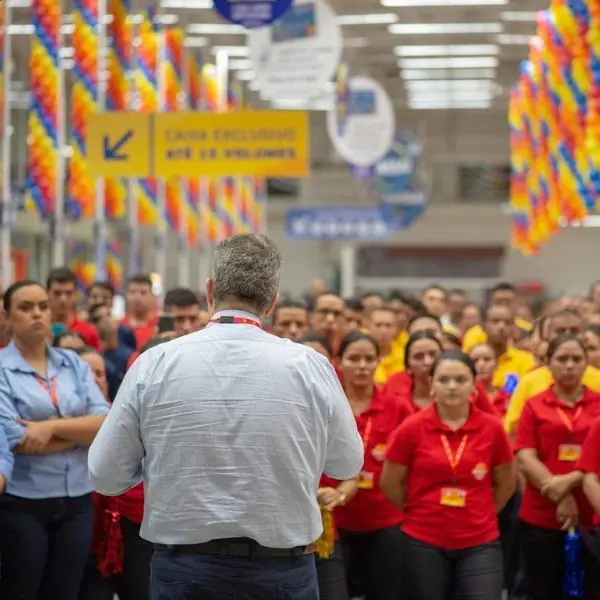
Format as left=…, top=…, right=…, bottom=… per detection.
left=157, top=313, right=176, bottom=334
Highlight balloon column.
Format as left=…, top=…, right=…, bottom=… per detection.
left=25, top=0, right=61, bottom=218
left=510, top=0, right=600, bottom=254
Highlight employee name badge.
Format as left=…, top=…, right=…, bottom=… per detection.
left=358, top=471, right=374, bottom=489
left=440, top=487, right=467, bottom=508
left=558, top=444, right=582, bottom=462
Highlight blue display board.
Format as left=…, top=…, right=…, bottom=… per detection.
left=213, top=0, right=293, bottom=29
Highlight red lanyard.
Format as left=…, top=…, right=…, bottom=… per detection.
left=209, top=316, right=262, bottom=328
left=35, top=375, right=59, bottom=409
left=441, top=434, right=468, bottom=474
left=556, top=406, right=582, bottom=433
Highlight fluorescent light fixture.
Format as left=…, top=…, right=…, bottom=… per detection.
left=7, top=0, right=32, bottom=6
left=402, top=68, right=496, bottom=79
left=187, top=23, right=244, bottom=34
left=409, top=99, right=491, bottom=110
left=272, top=98, right=333, bottom=111
left=501, top=11, right=538, bottom=21
left=184, top=37, right=208, bottom=48
left=405, top=79, right=495, bottom=90
left=211, top=46, right=249, bottom=56
left=383, top=0, right=506, bottom=5
left=161, top=0, right=211, bottom=7
left=337, top=13, right=398, bottom=25
left=229, top=59, right=252, bottom=70
left=390, top=22, right=503, bottom=34
left=395, top=44, right=499, bottom=57
left=496, top=33, right=531, bottom=45
left=409, top=93, right=494, bottom=104
left=236, top=71, right=255, bottom=81
left=399, top=57, right=498, bottom=69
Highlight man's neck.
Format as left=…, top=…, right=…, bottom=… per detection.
left=15, top=337, right=47, bottom=364
left=379, top=342, right=392, bottom=357
left=490, top=341, right=508, bottom=357
left=214, top=303, right=262, bottom=319
left=52, top=312, right=74, bottom=327
left=127, top=311, right=151, bottom=326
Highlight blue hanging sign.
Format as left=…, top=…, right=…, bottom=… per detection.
left=213, top=0, right=294, bottom=29
left=371, top=132, right=429, bottom=230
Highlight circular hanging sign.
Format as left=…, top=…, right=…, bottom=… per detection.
left=327, top=76, right=395, bottom=167
left=212, top=0, right=294, bottom=29
left=248, top=0, right=342, bottom=100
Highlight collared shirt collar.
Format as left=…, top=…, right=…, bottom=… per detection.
left=209, top=309, right=262, bottom=327
left=422, top=402, right=483, bottom=433
left=2, top=340, right=69, bottom=375
left=541, top=386, right=596, bottom=409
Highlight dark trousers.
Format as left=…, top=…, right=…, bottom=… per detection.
left=78, top=516, right=154, bottom=600
left=0, top=493, right=94, bottom=600
left=520, top=521, right=600, bottom=600
left=498, top=491, right=528, bottom=599
left=338, top=525, right=404, bottom=600
left=403, top=534, right=503, bottom=600
left=150, top=548, right=319, bottom=600
left=316, top=542, right=349, bottom=600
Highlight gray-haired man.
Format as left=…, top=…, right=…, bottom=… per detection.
left=89, top=233, right=363, bottom=600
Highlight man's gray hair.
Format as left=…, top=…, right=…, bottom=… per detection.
left=211, top=234, right=282, bottom=313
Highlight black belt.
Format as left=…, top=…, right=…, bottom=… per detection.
left=154, top=537, right=314, bottom=558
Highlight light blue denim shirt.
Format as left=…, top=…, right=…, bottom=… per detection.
left=89, top=309, right=363, bottom=547
left=0, top=341, right=110, bottom=499
left=0, top=425, right=13, bottom=482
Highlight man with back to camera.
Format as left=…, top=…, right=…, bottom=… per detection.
left=88, top=233, right=364, bottom=600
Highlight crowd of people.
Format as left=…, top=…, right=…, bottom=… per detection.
left=0, top=244, right=600, bottom=599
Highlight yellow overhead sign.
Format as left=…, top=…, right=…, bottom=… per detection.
left=87, top=110, right=310, bottom=179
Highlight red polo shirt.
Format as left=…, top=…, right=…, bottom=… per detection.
left=515, top=387, right=600, bottom=531
left=386, top=405, right=513, bottom=550
left=120, top=314, right=158, bottom=349
left=70, top=316, right=101, bottom=350
left=578, top=417, right=600, bottom=526
left=334, top=387, right=404, bottom=532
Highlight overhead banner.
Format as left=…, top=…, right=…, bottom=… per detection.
left=212, top=0, right=293, bottom=29
left=86, top=110, right=310, bottom=178
left=248, top=0, right=341, bottom=100
left=372, top=133, right=428, bottom=229
left=327, top=75, right=395, bottom=167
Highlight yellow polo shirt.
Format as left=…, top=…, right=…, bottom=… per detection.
left=462, top=317, right=533, bottom=352
left=504, top=364, right=600, bottom=435
left=374, top=330, right=408, bottom=385
left=492, top=347, right=536, bottom=389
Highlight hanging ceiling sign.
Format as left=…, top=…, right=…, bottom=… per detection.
left=372, top=133, right=429, bottom=230
left=212, top=0, right=294, bottom=29
left=327, top=75, right=395, bottom=167
left=248, top=0, right=342, bottom=100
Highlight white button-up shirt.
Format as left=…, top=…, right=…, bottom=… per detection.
left=88, top=309, right=363, bottom=547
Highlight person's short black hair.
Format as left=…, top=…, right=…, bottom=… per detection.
left=272, top=298, right=308, bottom=323
left=448, top=288, right=467, bottom=297
left=297, top=332, right=333, bottom=358
left=386, top=289, right=410, bottom=303
left=47, top=267, right=77, bottom=289
left=404, top=331, right=443, bottom=368
left=432, top=349, right=477, bottom=379
left=73, top=345, right=102, bottom=358
left=139, top=336, right=171, bottom=355
left=407, top=312, right=442, bottom=330
left=490, top=282, right=516, bottom=295
left=307, top=292, right=343, bottom=312
left=3, top=280, right=45, bottom=312
left=163, top=287, right=199, bottom=310
left=405, top=297, right=427, bottom=316
left=127, top=274, right=153, bottom=288
left=86, top=281, right=115, bottom=298
left=88, top=303, right=110, bottom=320
left=337, top=331, right=379, bottom=359
left=53, top=331, right=86, bottom=347
left=344, top=297, right=364, bottom=312
left=546, top=333, right=586, bottom=361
